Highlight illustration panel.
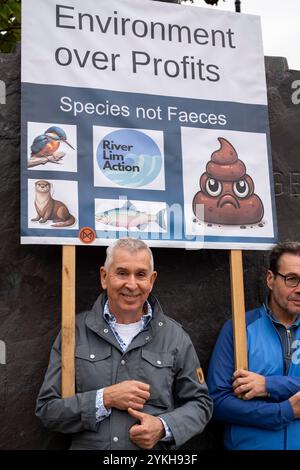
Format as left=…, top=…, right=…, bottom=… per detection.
left=27, top=122, right=77, bottom=172
left=93, top=127, right=165, bottom=191
left=95, top=198, right=167, bottom=235
left=181, top=128, right=274, bottom=240
left=28, top=179, right=79, bottom=230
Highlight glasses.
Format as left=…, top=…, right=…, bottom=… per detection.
left=276, top=272, right=300, bottom=287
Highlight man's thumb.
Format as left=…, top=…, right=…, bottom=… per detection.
left=128, top=407, right=145, bottom=422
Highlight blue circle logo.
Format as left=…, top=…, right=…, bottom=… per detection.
left=97, top=129, right=162, bottom=187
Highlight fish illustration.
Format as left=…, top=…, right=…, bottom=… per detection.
left=95, top=200, right=166, bottom=231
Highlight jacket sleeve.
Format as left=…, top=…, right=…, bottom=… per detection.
left=159, top=329, right=213, bottom=447
left=206, top=320, right=294, bottom=431
left=35, top=332, right=98, bottom=434
left=266, top=376, right=300, bottom=401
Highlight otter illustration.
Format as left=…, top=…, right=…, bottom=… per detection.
left=31, top=180, right=76, bottom=227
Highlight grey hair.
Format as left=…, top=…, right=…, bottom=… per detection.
left=104, top=238, right=154, bottom=271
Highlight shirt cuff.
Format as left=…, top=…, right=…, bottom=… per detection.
left=95, top=388, right=111, bottom=422
left=159, top=417, right=173, bottom=442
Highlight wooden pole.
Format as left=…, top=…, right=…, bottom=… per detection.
left=230, top=250, right=248, bottom=370
left=235, top=0, right=241, bottom=13
left=61, top=245, right=76, bottom=397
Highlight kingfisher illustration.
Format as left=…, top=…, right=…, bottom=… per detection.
left=30, top=126, right=75, bottom=159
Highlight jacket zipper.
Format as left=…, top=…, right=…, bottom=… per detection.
left=284, top=329, right=292, bottom=450
left=286, top=329, right=292, bottom=359
left=267, top=315, right=288, bottom=449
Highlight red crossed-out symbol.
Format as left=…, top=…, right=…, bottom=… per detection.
left=79, top=227, right=96, bottom=244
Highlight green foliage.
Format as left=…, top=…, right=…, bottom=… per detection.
left=0, top=0, right=21, bottom=53
left=0, top=0, right=204, bottom=54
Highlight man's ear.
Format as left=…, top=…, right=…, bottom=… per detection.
left=266, top=270, right=274, bottom=290
left=149, top=271, right=157, bottom=291
left=100, top=266, right=107, bottom=289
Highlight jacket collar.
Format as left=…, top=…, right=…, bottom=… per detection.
left=85, top=292, right=167, bottom=343
left=263, top=299, right=300, bottom=327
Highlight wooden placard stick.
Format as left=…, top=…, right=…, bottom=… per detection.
left=230, top=250, right=248, bottom=370
left=61, top=245, right=76, bottom=397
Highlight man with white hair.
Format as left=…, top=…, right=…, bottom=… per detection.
left=36, top=237, right=212, bottom=450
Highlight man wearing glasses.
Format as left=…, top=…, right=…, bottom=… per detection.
left=207, top=241, right=300, bottom=450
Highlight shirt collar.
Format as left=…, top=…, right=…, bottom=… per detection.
left=103, top=300, right=153, bottom=329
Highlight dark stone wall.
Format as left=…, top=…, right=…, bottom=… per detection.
left=0, top=46, right=300, bottom=449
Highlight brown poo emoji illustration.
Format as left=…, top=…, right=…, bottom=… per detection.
left=192, top=137, right=264, bottom=225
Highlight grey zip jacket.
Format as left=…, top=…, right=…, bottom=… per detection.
left=35, top=293, right=213, bottom=450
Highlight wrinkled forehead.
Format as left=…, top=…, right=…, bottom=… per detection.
left=111, top=248, right=152, bottom=270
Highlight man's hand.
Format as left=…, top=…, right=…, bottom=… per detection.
left=128, top=408, right=165, bottom=449
left=289, top=391, right=300, bottom=418
left=103, top=380, right=150, bottom=411
left=232, top=369, right=268, bottom=400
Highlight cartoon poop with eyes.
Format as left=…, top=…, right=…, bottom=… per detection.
left=192, top=137, right=264, bottom=225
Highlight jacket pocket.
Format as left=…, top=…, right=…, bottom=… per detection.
left=138, top=350, right=174, bottom=409
left=75, top=344, right=112, bottom=392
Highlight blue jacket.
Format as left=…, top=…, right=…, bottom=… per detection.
left=207, top=305, right=300, bottom=450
